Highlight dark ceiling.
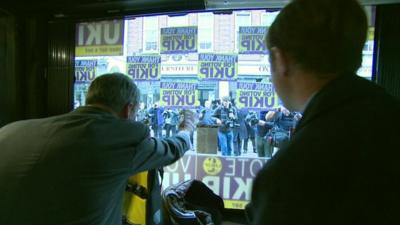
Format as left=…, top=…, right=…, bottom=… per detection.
left=1, top=0, right=400, bottom=20
left=0, top=0, right=205, bottom=19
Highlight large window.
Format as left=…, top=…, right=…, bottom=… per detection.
left=74, top=7, right=376, bottom=209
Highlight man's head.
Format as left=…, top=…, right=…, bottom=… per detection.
left=221, top=96, right=231, bottom=108
left=267, top=0, right=367, bottom=110
left=204, top=100, right=211, bottom=108
left=85, top=73, right=140, bottom=120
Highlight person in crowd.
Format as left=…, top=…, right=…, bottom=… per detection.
left=243, top=110, right=258, bottom=154
left=198, top=100, right=216, bottom=126
left=247, top=0, right=400, bottom=224
left=254, top=110, right=276, bottom=157
left=212, top=96, right=237, bottom=156
left=163, top=108, right=179, bottom=138
left=263, top=106, right=299, bottom=154
left=232, top=104, right=248, bottom=156
left=148, top=102, right=164, bottom=138
left=135, top=101, right=147, bottom=124
left=0, top=73, right=195, bottom=225
left=211, top=99, right=221, bottom=111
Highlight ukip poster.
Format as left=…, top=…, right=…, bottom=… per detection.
left=162, top=153, right=268, bottom=209
left=75, top=59, right=97, bottom=83
left=238, top=26, right=268, bottom=54
left=126, top=55, right=161, bottom=81
left=160, top=81, right=200, bottom=108
left=235, top=81, right=278, bottom=110
left=75, top=20, right=124, bottom=56
left=198, top=53, right=238, bottom=81
left=160, top=26, right=198, bottom=54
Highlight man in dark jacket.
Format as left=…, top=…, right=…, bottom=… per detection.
left=212, top=96, right=237, bottom=156
left=0, top=73, right=195, bottom=225
left=148, top=102, right=164, bottom=138
left=248, top=0, right=400, bottom=225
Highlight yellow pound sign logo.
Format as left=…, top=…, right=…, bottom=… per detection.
left=203, top=157, right=222, bottom=175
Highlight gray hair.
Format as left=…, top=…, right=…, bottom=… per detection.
left=85, top=73, right=140, bottom=113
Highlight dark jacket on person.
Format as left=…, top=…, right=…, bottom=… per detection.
left=0, top=106, right=191, bottom=225
left=233, top=108, right=248, bottom=140
left=212, top=105, right=237, bottom=133
left=148, top=106, right=164, bottom=128
left=248, top=74, right=400, bottom=225
left=256, top=110, right=274, bottom=137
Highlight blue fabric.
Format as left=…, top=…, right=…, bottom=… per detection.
left=218, top=130, right=233, bottom=156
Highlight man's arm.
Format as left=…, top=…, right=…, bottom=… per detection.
left=129, top=130, right=191, bottom=173
left=129, top=110, right=195, bottom=173
left=212, top=107, right=222, bottom=125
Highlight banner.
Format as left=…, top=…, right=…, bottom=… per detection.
left=160, top=81, right=200, bottom=108
left=160, top=27, right=198, bottom=54
left=162, top=153, right=268, bottom=209
left=238, top=26, right=268, bottom=54
left=198, top=53, right=238, bottom=81
left=75, top=20, right=124, bottom=56
left=235, top=82, right=278, bottom=109
left=126, top=55, right=161, bottom=81
left=74, top=60, right=97, bottom=83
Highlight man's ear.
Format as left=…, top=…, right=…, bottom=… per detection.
left=270, top=47, right=289, bottom=77
left=119, top=103, right=132, bottom=119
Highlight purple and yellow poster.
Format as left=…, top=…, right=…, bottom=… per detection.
left=160, top=81, right=200, bottom=108
left=74, top=59, right=97, bottom=83
left=160, top=27, right=198, bottom=54
left=163, top=153, right=268, bottom=209
left=198, top=53, right=238, bottom=81
left=235, top=82, right=278, bottom=110
left=126, top=55, right=161, bottom=81
left=238, top=26, right=268, bottom=54
left=75, top=20, right=124, bottom=56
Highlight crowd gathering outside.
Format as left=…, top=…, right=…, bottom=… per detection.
left=136, top=97, right=301, bottom=158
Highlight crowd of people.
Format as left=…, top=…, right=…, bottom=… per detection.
left=136, top=97, right=301, bottom=158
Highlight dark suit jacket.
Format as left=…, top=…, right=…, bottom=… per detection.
left=0, top=106, right=191, bottom=225
left=249, top=75, right=400, bottom=225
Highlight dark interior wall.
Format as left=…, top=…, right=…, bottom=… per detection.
left=0, top=10, right=49, bottom=127
left=0, top=12, right=20, bottom=127
left=23, top=16, right=48, bottom=118
left=375, top=4, right=400, bottom=98
left=47, top=21, right=75, bottom=117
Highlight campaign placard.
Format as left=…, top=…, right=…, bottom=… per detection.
left=160, top=27, right=198, bottom=54
left=74, top=60, right=97, bottom=83
left=126, top=55, right=161, bottom=81
left=75, top=20, right=124, bottom=56
left=238, top=26, right=268, bottom=54
left=162, top=153, right=268, bottom=209
left=198, top=53, right=238, bottom=81
left=160, top=81, right=200, bottom=108
left=235, top=82, right=278, bottom=109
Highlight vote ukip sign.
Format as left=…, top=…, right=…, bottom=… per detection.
left=162, top=152, right=268, bottom=209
